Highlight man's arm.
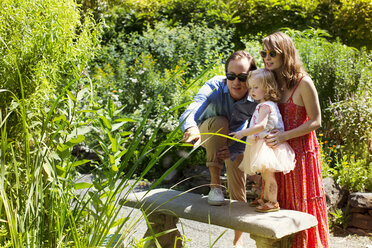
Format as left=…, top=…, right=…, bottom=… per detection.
left=179, top=77, right=223, bottom=146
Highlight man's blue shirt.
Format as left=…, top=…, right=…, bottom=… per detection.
left=179, top=75, right=257, bottom=159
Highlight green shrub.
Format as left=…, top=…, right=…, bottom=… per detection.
left=333, top=0, right=372, bottom=49
left=326, top=92, right=372, bottom=148
left=0, top=0, right=100, bottom=138
left=95, top=0, right=372, bottom=51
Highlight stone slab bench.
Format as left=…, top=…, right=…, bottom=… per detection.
left=124, top=188, right=318, bottom=248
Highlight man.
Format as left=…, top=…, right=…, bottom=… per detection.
left=179, top=50, right=257, bottom=247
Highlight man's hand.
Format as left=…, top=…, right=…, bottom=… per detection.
left=183, top=126, right=201, bottom=147
left=216, top=146, right=230, bottom=160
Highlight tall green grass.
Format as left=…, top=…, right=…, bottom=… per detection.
left=0, top=61, right=210, bottom=247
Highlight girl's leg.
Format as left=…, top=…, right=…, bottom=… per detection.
left=261, top=169, right=277, bottom=203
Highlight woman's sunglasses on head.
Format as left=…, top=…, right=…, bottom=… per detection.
left=260, top=50, right=277, bottom=58
left=226, top=72, right=248, bottom=82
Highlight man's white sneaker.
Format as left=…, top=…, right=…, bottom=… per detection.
left=207, top=187, right=225, bottom=206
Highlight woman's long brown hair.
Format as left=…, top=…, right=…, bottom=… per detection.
left=262, top=32, right=307, bottom=89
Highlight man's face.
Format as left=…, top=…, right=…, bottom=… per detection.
left=226, top=58, right=250, bottom=101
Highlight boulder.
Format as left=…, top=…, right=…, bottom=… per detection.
left=323, top=177, right=343, bottom=212
left=348, top=213, right=372, bottom=231
left=349, top=192, right=372, bottom=209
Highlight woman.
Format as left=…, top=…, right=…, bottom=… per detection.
left=262, top=32, right=330, bottom=247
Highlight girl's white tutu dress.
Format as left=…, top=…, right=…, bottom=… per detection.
left=239, top=101, right=296, bottom=175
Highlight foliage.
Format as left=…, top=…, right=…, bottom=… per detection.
left=0, top=63, right=196, bottom=246
left=325, top=92, right=372, bottom=148
left=93, top=0, right=372, bottom=51
left=90, top=22, right=233, bottom=176
left=93, top=21, right=233, bottom=113
left=333, top=0, right=372, bottom=49
left=329, top=206, right=350, bottom=230
left=319, top=134, right=371, bottom=192
left=0, top=0, right=100, bottom=139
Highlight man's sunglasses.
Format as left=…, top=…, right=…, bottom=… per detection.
left=260, top=50, right=277, bottom=58
left=226, top=72, right=248, bottom=82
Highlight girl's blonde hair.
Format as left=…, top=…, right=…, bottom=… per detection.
left=248, top=68, right=281, bottom=102
left=262, top=32, right=307, bottom=89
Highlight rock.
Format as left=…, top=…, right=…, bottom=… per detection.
left=349, top=213, right=372, bottom=231
left=349, top=192, right=372, bottom=209
left=369, top=209, right=372, bottom=216
left=323, top=177, right=343, bottom=212
left=181, top=165, right=211, bottom=195
left=72, top=145, right=101, bottom=173
left=349, top=207, right=368, bottom=214
left=347, top=227, right=371, bottom=236
left=163, top=169, right=179, bottom=183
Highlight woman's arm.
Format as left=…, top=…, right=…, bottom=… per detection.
left=230, top=104, right=270, bottom=139
left=267, top=76, right=321, bottom=145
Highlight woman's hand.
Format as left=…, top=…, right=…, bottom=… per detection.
left=265, top=130, right=285, bottom=148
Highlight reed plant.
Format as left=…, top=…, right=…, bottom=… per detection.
left=0, top=61, right=209, bottom=247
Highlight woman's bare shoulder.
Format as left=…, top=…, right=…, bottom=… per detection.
left=298, top=75, right=316, bottom=91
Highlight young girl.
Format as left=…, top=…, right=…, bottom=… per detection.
left=230, top=68, right=295, bottom=212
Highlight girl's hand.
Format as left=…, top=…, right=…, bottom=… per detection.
left=229, top=130, right=244, bottom=140
left=265, top=130, right=284, bottom=148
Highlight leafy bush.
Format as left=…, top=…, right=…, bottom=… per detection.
left=94, top=0, right=372, bottom=52
left=89, top=22, right=234, bottom=176
left=333, top=0, right=372, bottom=49
left=93, top=21, right=234, bottom=114
left=326, top=92, right=372, bottom=148
left=320, top=139, right=371, bottom=192
left=0, top=0, right=100, bottom=138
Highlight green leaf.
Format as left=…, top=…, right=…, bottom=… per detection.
left=72, top=160, right=91, bottom=167
left=43, top=162, right=54, bottom=179
left=53, top=115, right=66, bottom=122
left=109, top=154, right=115, bottom=165
left=75, top=126, right=92, bottom=135
left=67, top=135, right=85, bottom=145
left=112, top=122, right=126, bottom=132
left=66, top=90, right=76, bottom=102
left=114, top=118, right=136, bottom=123
left=111, top=217, right=129, bottom=228
left=74, top=182, right=93, bottom=190
left=112, top=164, right=119, bottom=172
left=99, top=116, right=112, bottom=130
left=120, top=131, right=132, bottom=136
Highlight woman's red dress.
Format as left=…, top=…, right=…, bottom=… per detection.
left=276, top=80, right=330, bottom=248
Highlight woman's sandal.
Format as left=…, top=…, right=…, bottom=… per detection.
left=249, top=198, right=267, bottom=207
left=255, top=201, right=280, bottom=212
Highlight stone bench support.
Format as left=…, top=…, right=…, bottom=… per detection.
left=125, top=188, right=317, bottom=248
